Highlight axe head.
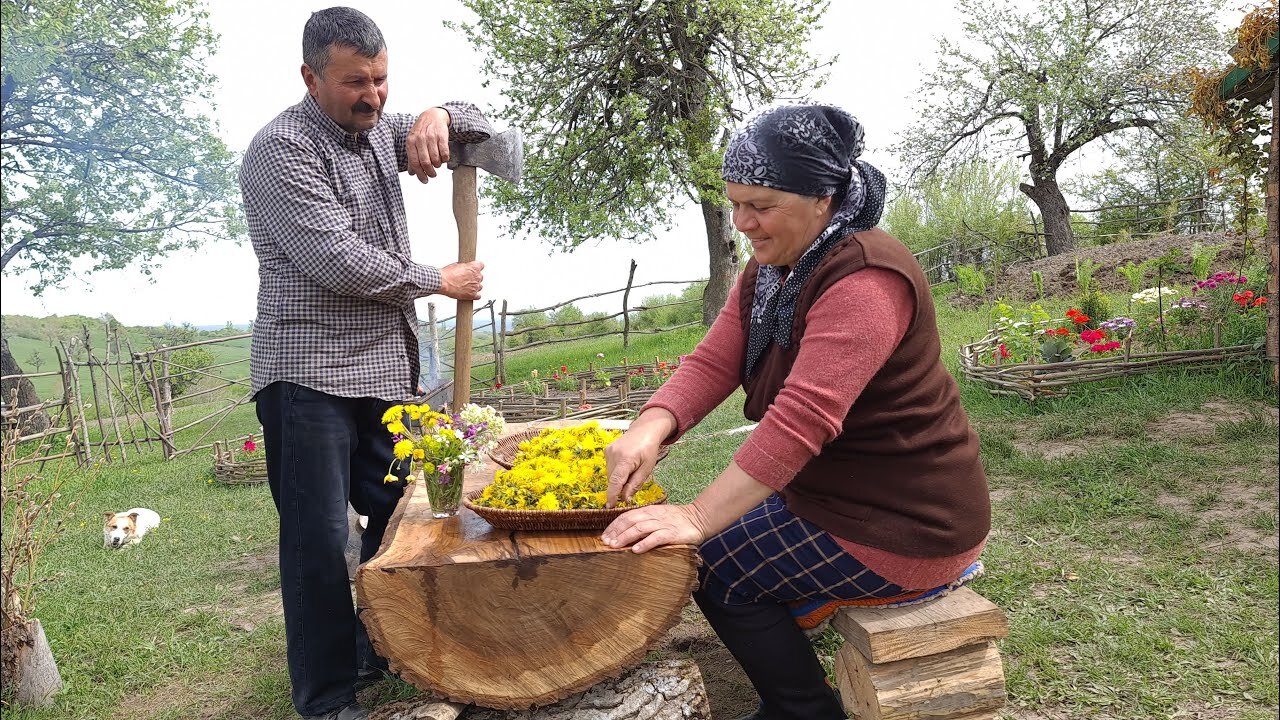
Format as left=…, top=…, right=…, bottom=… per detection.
left=448, top=128, right=524, bottom=184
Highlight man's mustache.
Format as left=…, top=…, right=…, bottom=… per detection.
left=353, top=102, right=379, bottom=114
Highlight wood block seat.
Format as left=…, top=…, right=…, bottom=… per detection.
left=830, top=587, right=1009, bottom=720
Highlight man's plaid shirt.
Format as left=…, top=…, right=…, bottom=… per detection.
left=241, top=95, right=486, bottom=401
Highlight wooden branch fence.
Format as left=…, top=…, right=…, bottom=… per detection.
left=419, top=259, right=705, bottom=393
left=1, top=322, right=257, bottom=468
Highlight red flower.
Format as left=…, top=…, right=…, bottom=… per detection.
left=1089, top=341, right=1122, bottom=353
left=998, top=343, right=1011, bottom=359
left=1253, top=297, right=1268, bottom=307
left=243, top=439, right=257, bottom=453
left=1080, top=329, right=1107, bottom=344
left=560, top=365, right=568, bottom=374
left=579, top=403, right=592, bottom=410
left=494, top=382, right=503, bottom=389
left=1066, top=309, right=1081, bottom=318
left=1071, top=313, right=1090, bottom=325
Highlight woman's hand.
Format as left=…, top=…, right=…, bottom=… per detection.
left=601, top=503, right=708, bottom=553
left=605, top=408, right=676, bottom=507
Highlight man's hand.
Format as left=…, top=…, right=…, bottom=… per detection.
left=439, top=261, right=483, bottom=300
left=407, top=107, right=451, bottom=183
left=601, top=504, right=708, bottom=554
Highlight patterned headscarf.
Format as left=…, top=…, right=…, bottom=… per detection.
left=722, top=104, right=886, bottom=380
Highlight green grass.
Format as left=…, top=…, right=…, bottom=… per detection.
left=4, top=294, right=1277, bottom=720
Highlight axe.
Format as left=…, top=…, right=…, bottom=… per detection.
left=448, top=127, right=523, bottom=411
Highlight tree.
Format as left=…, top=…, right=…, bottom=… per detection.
left=1, top=0, right=243, bottom=290
left=23, top=349, right=42, bottom=373
left=1068, top=118, right=1227, bottom=240
left=453, top=0, right=830, bottom=323
left=898, top=0, right=1221, bottom=256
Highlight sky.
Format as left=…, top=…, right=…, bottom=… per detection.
left=0, top=0, right=1236, bottom=326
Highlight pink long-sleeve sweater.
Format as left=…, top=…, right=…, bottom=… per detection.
left=644, top=267, right=985, bottom=590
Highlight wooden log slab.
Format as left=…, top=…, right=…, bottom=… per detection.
left=835, top=640, right=1006, bottom=720
left=831, top=587, right=1008, bottom=664
left=370, top=659, right=711, bottom=720
left=357, top=422, right=700, bottom=710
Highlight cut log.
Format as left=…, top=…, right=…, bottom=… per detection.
left=835, top=640, right=1006, bottom=720
left=370, top=659, right=710, bottom=720
left=0, top=618, right=62, bottom=707
left=831, top=587, right=1008, bottom=664
left=357, top=422, right=699, bottom=710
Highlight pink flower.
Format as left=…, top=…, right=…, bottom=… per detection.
left=243, top=439, right=257, bottom=453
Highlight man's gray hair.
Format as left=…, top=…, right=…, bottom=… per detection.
left=302, top=7, right=386, bottom=75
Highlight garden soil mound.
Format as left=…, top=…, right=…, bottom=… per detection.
left=972, top=232, right=1257, bottom=303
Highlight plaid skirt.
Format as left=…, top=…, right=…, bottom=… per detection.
left=699, top=494, right=908, bottom=605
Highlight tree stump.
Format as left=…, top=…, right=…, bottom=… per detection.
left=370, top=659, right=711, bottom=720
left=0, top=618, right=63, bottom=707
left=357, top=423, right=699, bottom=710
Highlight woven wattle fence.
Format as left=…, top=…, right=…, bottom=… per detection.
left=960, top=331, right=1262, bottom=401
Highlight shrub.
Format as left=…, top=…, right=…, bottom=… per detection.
left=955, top=264, right=988, bottom=297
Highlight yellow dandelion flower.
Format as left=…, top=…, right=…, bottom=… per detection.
left=381, top=405, right=404, bottom=424
left=405, top=404, right=423, bottom=420
left=383, top=473, right=398, bottom=484
left=536, top=493, right=560, bottom=511
left=412, top=448, right=425, bottom=461
left=386, top=420, right=407, bottom=435
left=393, top=439, right=414, bottom=460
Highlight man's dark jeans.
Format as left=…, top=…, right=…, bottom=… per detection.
left=256, top=381, right=407, bottom=717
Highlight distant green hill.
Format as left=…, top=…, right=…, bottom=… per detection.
left=2, top=313, right=251, bottom=399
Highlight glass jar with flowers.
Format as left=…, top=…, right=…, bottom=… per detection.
left=381, top=403, right=506, bottom=518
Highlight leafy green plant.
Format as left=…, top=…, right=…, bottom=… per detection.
left=1039, top=336, right=1075, bottom=363
left=1031, top=270, right=1045, bottom=300
left=1074, top=257, right=1104, bottom=295
left=1074, top=291, right=1111, bottom=331
left=1115, top=261, right=1149, bottom=294
left=1188, top=241, right=1225, bottom=280
left=955, top=264, right=989, bottom=297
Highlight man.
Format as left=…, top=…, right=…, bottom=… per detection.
left=239, top=7, right=487, bottom=719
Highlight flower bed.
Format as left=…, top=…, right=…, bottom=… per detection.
left=961, top=276, right=1267, bottom=401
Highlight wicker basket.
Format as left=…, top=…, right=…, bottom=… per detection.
left=212, top=440, right=268, bottom=485
left=463, top=487, right=667, bottom=531
left=489, top=428, right=669, bottom=469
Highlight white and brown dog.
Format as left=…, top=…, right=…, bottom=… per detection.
left=103, top=508, right=161, bottom=549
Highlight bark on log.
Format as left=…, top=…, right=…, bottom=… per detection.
left=370, top=659, right=710, bottom=720
left=0, top=618, right=63, bottom=707
left=357, top=423, right=699, bottom=711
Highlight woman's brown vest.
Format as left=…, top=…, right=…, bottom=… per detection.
left=740, top=228, right=990, bottom=557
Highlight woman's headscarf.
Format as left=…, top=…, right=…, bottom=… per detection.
left=722, top=104, right=886, bottom=380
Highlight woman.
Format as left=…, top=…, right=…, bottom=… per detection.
left=601, top=105, right=991, bottom=720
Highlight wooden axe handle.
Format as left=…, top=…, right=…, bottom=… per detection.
left=451, top=165, right=477, bottom=412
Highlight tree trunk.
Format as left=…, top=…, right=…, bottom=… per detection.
left=371, top=660, right=710, bottom=720
left=1019, top=179, right=1075, bottom=257
left=357, top=422, right=699, bottom=711
left=0, top=336, right=50, bottom=435
left=0, top=618, right=63, bottom=707
left=700, top=198, right=739, bottom=325
left=1266, top=75, right=1278, bottom=385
